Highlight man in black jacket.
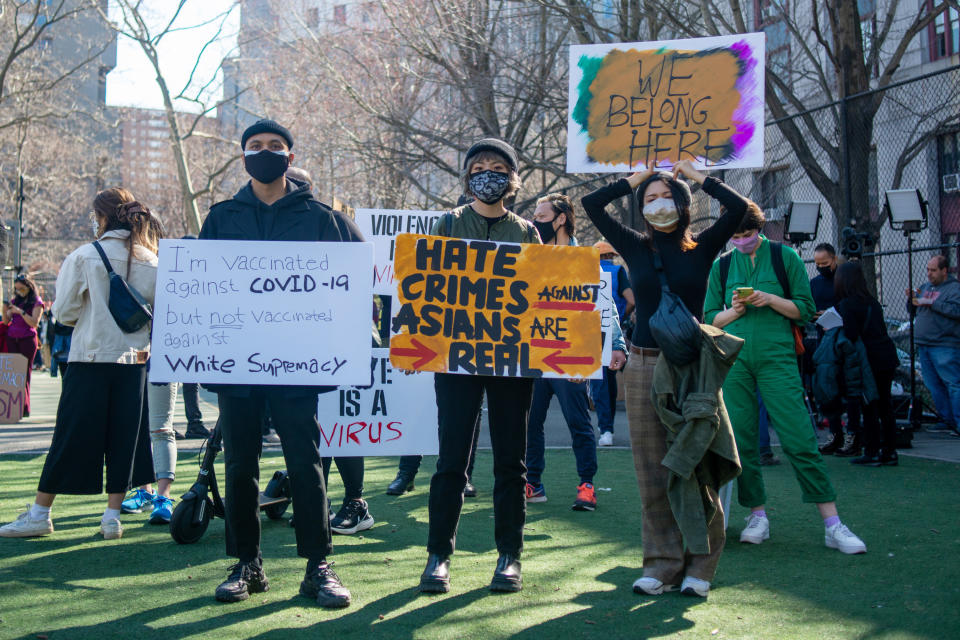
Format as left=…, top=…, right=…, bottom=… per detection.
left=200, top=119, right=364, bottom=608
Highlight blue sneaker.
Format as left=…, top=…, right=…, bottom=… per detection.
left=525, top=482, right=547, bottom=503
left=121, top=488, right=156, bottom=514
left=149, top=496, right=174, bottom=525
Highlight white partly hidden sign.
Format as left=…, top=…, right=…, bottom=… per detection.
left=150, top=239, right=373, bottom=386
left=317, top=348, right=439, bottom=456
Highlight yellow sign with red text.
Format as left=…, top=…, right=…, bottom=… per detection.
left=389, top=234, right=602, bottom=379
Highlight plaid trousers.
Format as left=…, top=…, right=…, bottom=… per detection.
left=624, top=351, right=726, bottom=584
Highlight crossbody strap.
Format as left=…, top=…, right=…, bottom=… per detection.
left=651, top=250, right=670, bottom=292
left=92, top=241, right=115, bottom=274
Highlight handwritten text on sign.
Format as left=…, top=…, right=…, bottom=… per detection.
left=150, top=239, right=373, bottom=386
left=567, top=33, right=765, bottom=172
left=317, top=349, right=438, bottom=456
left=390, top=234, right=602, bottom=379
left=0, top=354, right=27, bottom=423
left=355, top=209, right=442, bottom=296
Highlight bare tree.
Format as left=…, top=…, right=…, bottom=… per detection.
left=96, top=0, right=244, bottom=234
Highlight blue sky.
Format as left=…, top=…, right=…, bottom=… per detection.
left=105, top=1, right=239, bottom=113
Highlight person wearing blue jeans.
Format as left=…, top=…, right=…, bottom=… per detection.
left=910, top=255, right=960, bottom=435
left=757, top=392, right=781, bottom=466
left=526, top=194, right=627, bottom=511
left=591, top=241, right=635, bottom=446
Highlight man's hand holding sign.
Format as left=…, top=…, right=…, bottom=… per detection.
left=389, top=234, right=603, bottom=379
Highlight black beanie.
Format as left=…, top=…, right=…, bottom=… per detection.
left=636, top=172, right=692, bottom=212
left=241, top=119, right=294, bottom=150
left=463, top=138, right=518, bottom=172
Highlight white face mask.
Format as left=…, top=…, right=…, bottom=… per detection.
left=642, top=197, right=679, bottom=230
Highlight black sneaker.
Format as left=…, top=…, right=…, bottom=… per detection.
left=834, top=433, right=861, bottom=457
left=386, top=473, right=415, bottom=495
left=300, top=561, right=351, bottom=608
left=330, top=499, right=375, bottom=535
left=463, top=481, right=477, bottom=498
left=185, top=423, right=211, bottom=439
left=215, top=561, right=269, bottom=602
left=758, top=451, right=781, bottom=466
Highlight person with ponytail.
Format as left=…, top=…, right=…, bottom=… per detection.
left=581, top=160, right=749, bottom=598
left=0, top=188, right=160, bottom=541
left=3, top=273, right=44, bottom=416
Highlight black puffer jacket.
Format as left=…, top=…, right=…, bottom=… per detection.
left=812, top=326, right=878, bottom=407
left=198, top=178, right=366, bottom=397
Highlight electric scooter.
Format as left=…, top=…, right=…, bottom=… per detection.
left=170, top=418, right=292, bottom=544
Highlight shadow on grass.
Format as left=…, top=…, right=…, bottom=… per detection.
left=8, top=595, right=301, bottom=640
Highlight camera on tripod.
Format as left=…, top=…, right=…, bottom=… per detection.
left=840, top=226, right=874, bottom=259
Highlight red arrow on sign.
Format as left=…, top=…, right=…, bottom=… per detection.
left=392, top=337, right=438, bottom=369
left=542, top=350, right=595, bottom=375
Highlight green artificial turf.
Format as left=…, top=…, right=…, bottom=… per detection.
left=0, top=449, right=957, bottom=640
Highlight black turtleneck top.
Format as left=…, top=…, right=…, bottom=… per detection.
left=582, top=176, right=748, bottom=348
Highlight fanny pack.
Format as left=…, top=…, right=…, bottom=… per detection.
left=648, top=250, right=702, bottom=366
left=92, top=241, right=153, bottom=333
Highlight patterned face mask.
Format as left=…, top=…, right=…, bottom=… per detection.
left=468, top=170, right=510, bottom=204
left=642, top=197, right=679, bottom=230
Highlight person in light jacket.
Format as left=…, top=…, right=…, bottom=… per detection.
left=0, top=187, right=161, bottom=541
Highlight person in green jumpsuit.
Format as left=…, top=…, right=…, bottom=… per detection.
left=703, top=207, right=867, bottom=555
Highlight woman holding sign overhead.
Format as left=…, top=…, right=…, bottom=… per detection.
left=582, top=160, right=748, bottom=598
left=417, top=138, right=540, bottom=595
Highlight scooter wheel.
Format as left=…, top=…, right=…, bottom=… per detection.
left=170, top=496, right=212, bottom=544
left=263, top=500, right=290, bottom=520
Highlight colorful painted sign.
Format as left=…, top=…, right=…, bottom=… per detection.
left=317, top=349, right=439, bottom=456
left=567, top=33, right=765, bottom=173
left=150, top=239, right=373, bottom=386
left=389, top=234, right=603, bottom=379
left=0, top=354, right=28, bottom=423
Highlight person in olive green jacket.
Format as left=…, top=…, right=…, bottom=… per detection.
left=704, top=207, right=867, bottom=555
left=418, top=139, right=541, bottom=595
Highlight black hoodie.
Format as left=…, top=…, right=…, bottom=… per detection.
left=199, top=177, right=366, bottom=397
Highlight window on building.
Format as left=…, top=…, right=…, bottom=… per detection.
left=754, top=1, right=790, bottom=78
left=939, top=130, right=960, bottom=183
left=98, top=67, right=108, bottom=106
left=333, top=4, right=347, bottom=25
left=927, top=1, right=959, bottom=60
left=858, top=0, right=879, bottom=76
left=306, top=7, right=319, bottom=28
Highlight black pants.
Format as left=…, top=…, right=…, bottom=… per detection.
left=863, top=366, right=897, bottom=455
left=38, top=363, right=154, bottom=494
left=322, top=457, right=364, bottom=501
left=427, top=374, right=533, bottom=558
left=218, top=392, right=331, bottom=563
left=182, top=383, right=203, bottom=426
left=398, top=413, right=480, bottom=480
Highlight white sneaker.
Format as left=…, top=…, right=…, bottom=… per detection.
left=680, top=576, right=710, bottom=597
left=632, top=576, right=676, bottom=595
left=739, top=513, right=770, bottom=544
left=598, top=431, right=614, bottom=446
left=825, top=522, right=866, bottom=554
left=100, top=518, right=123, bottom=540
left=0, top=507, right=53, bottom=538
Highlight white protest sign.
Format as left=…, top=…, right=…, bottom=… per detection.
left=567, top=33, right=765, bottom=172
left=150, top=239, right=373, bottom=386
left=354, top=209, right=443, bottom=296
left=597, top=271, right=614, bottom=366
left=318, top=348, right=438, bottom=456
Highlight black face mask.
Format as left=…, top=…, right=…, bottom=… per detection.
left=468, top=170, right=510, bottom=204
left=534, top=217, right=558, bottom=244
left=244, top=150, right=290, bottom=184
left=817, top=265, right=834, bottom=279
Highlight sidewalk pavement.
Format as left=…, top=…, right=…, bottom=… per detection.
left=2, top=371, right=959, bottom=464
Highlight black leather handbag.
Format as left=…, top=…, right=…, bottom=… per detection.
left=92, top=241, right=153, bottom=333
left=647, top=251, right=701, bottom=366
